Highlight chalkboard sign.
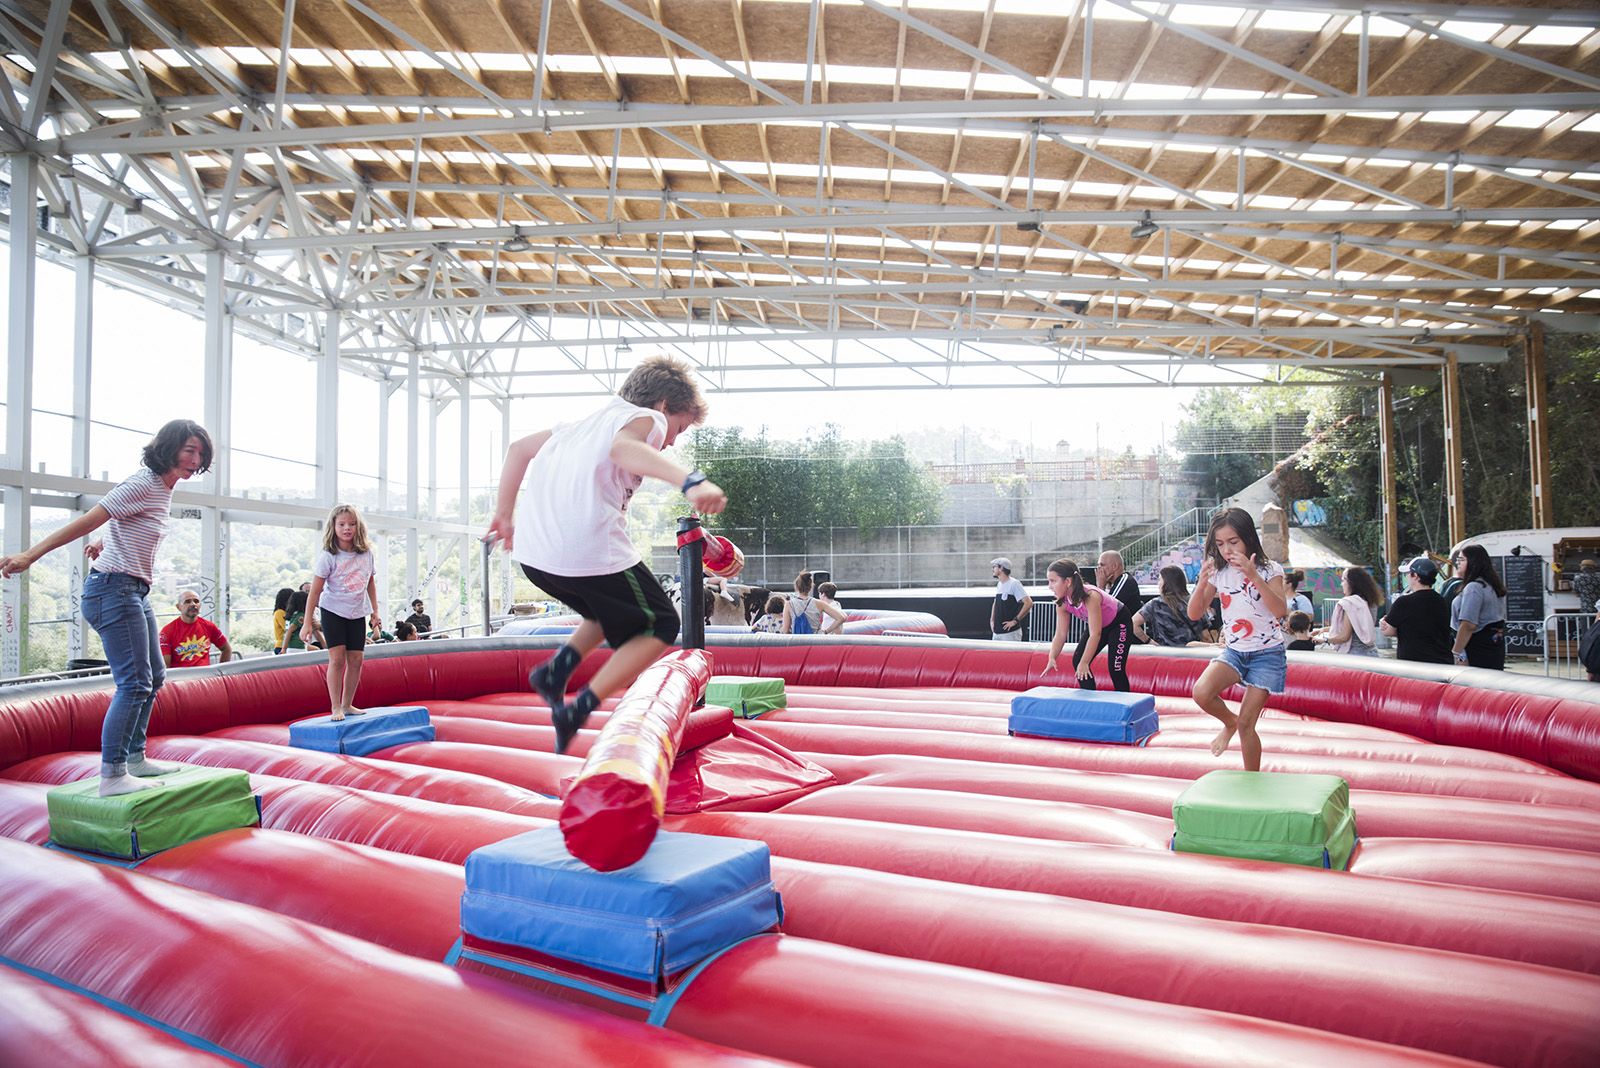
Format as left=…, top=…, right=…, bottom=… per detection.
left=1495, top=554, right=1545, bottom=655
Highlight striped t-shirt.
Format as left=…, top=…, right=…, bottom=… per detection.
left=93, top=468, right=173, bottom=583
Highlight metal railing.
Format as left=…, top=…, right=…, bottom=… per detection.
left=1123, top=506, right=1211, bottom=578
left=1543, top=613, right=1596, bottom=680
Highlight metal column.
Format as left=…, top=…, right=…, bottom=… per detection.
left=1441, top=351, right=1467, bottom=548
left=68, top=254, right=94, bottom=662
left=3, top=156, right=38, bottom=677
left=201, top=251, right=232, bottom=630
left=1377, top=373, right=1400, bottom=586
left=1525, top=322, right=1554, bottom=529
left=316, top=310, right=340, bottom=505
left=406, top=347, right=420, bottom=594
left=377, top=378, right=391, bottom=513
left=458, top=377, right=471, bottom=630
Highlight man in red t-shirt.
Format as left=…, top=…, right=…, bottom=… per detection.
left=160, top=590, right=234, bottom=668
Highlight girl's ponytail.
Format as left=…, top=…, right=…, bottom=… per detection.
left=1047, top=559, right=1087, bottom=606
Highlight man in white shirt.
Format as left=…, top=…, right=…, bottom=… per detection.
left=990, top=558, right=1032, bottom=640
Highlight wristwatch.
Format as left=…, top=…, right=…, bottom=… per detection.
left=681, top=470, right=708, bottom=493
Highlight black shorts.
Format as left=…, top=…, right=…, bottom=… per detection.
left=319, top=609, right=367, bottom=651
left=522, top=561, right=679, bottom=648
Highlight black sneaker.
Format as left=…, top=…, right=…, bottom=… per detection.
left=551, top=703, right=592, bottom=755
left=529, top=664, right=566, bottom=712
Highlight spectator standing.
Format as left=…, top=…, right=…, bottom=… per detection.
left=783, top=570, right=846, bottom=635
left=271, top=587, right=294, bottom=654
left=816, top=581, right=845, bottom=635
left=0, top=419, right=212, bottom=795
left=1450, top=544, right=1508, bottom=670
left=160, top=589, right=233, bottom=668
left=1574, top=559, right=1600, bottom=616
left=1441, top=550, right=1465, bottom=606
left=1284, top=570, right=1313, bottom=616
left=1315, top=567, right=1385, bottom=657
left=1131, top=565, right=1205, bottom=647
left=1097, top=550, right=1142, bottom=615
left=1379, top=557, right=1453, bottom=665
left=989, top=557, right=1033, bottom=641
left=405, top=599, right=432, bottom=635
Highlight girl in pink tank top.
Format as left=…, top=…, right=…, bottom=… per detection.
left=1044, top=559, right=1134, bottom=692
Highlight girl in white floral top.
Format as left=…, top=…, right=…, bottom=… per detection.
left=751, top=595, right=785, bottom=634
left=1186, top=507, right=1290, bottom=772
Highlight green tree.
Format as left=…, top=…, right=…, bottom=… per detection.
left=688, top=425, right=943, bottom=542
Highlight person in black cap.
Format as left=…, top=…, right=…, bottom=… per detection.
left=989, top=558, right=1032, bottom=641
left=1379, top=556, right=1453, bottom=665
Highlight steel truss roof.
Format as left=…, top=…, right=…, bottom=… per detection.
left=0, top=0, right=1597, bottom=397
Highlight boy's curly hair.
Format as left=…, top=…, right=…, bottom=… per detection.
left=618, top=355, right=708, bottom=422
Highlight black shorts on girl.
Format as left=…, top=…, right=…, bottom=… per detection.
left=521, top=561, right=679, bottom=647
left=319, top=609, right=367, bottom=651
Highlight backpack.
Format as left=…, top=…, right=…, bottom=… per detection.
left=790, top=597, right=814, bottom=635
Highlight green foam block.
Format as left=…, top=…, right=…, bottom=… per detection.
left=47, top=765, right=260, bottom=860
left=1172, top=769, right=1356, bottom=870
left=705, top=676, right=787, bottom=719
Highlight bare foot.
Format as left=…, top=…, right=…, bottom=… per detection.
left=1210, top=723, right=1237, bottom=757
left=330, top=710, right=346, bottom=722
left=345, top=706, right=366, bottom=716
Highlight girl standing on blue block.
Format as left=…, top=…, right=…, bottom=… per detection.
left=1187, top=508, right=1289, bottom=771
left=1, top=419, right=212, bottom=795
left=1043, top=559, right=1135, bottom=692
left=303, top=504, right=382, bottom=721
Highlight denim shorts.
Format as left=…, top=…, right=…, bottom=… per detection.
left=1216, top=644, right=1288, bottom=693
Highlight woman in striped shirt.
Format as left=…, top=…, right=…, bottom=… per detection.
left=1, top=419, right=212, bottom=796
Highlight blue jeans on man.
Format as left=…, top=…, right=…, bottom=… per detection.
left=81, top=570, right=165, bottom=775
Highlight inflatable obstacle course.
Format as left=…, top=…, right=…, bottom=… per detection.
left=460, top=827, right=781, bottom=988
left=288, top=705, right=434, bottom=755
left=45, top=765, right=259, bottom=859
left=1172, top=770, right=1356, bottom=869
left=705, top=676, right=786, bottom=719
left=1009, top=687, right=1159, bottom=744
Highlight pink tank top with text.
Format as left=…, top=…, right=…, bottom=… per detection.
left=1060, top=585, right=1123, bottom=627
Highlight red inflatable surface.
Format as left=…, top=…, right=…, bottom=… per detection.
left=2, top=636, right=1600, bottom=1067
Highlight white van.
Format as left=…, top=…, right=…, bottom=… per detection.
left=1448, top=527, right=1600, bottom=617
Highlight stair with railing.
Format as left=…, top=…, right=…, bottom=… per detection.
left=1122, top=506, right=1212, bottom=583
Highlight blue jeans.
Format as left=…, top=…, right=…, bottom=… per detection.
left=80, top=570, right=165, bottom=772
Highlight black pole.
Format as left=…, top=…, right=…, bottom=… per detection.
left=677, top=515, right=706, bottom=651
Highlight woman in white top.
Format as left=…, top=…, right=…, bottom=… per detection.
left=783, top=570, right=847, bottom=635
left=1316, top=566, right=1385, bottom=657
left=0, top=419, right=212, bottom=796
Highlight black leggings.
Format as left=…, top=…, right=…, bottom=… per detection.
left=1075, top=605, right=1135, bottom=692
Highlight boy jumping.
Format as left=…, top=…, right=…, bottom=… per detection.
left=485, top=355, right=726, bottom=753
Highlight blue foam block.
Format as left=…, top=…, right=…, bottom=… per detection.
left=461, top=828, right=782, bottom=982
left=1009, top=687, right=1159, bottom=744
left=288, top=705, right=434, bottom=756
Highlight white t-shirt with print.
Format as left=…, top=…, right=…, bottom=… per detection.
left=313, top=549, right=375, bottom=619
left=1214, top=559, right=1287, bottom=652
left=513, top=396, right=668, bottom=577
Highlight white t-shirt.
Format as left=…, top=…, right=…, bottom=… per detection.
left=93, top=468, right=173, bottom=584
left=1214, top=559, right=1287, bottom=652
left=513, top=396, right=668, bottom=577
left=313, top=549, right=375, bottom=619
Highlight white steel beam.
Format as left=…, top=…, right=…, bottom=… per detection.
left=68, top=253, right=93, bottom=663
left=3, top=155, right=37, bottom=677
left=200, top=250, right=231, bottom=631
left=317, top=310, right=340, bottom=504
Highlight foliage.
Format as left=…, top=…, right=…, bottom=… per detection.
left=1171, top=387, right=1310, bottom=504
left=687, top=425, right=943, bottom=543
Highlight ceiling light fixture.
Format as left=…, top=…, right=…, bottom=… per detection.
left=1130, top=211, right=1158, bottom=240
left=1411, top=327, right=1435, bottom=345
left=616, top=337, right=632, bottom=354
left=504, top=225, right=530, bottom=253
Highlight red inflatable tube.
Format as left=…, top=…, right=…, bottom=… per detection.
left=668, top=810, right=1600, bottom=974
left=776, top=784, right=1174, bottom=849
left=1348, top=838, right=1600, bottom=903
left=758, top=859, right=1600, bottom=1068
left=0, top=839, right=786, bottom=1068
left=7, top=755, right=1586, bottom=1067
left=814, top=751, right=1600, bottom=854
left=663, top=935, right=1472, bottom=1068
left=561, top=649, right=712, bottom=871
left=0, top=777, right=51, bottom=844
left=742, top=720, right=1600, bottom=809
left=0, top=967, right=236, bottom=1067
